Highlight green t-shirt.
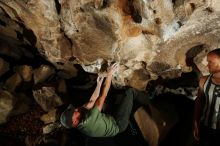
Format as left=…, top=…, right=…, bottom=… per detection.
left=77, top=106, right=119, bottom=137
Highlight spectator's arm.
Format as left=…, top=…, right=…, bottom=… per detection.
left=193, top=76, right=207, bottom=142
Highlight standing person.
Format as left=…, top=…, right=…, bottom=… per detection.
left=193, top=48, right=220, bottom=146
left=60, top=63, right=150, bottom=137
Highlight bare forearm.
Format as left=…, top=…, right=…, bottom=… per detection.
left=96, top=75, right=112, bottom=111
left=83, top=77, right=104, bottom=109
left=95, top=63, right=118, bottom=111
left=91, top=83, right=102, bottom=101
left=101, top=75, right=112, bottom=97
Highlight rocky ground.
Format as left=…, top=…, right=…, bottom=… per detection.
left=0, top=104, right=44, bottom=146
left=0, top=90, right=196, bottom=146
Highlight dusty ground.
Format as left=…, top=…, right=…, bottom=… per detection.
left=0, top=104, right=45, bottom=146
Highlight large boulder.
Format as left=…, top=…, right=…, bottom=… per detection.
left=0, top=0, right=219, bottom=89
left=134, top=103, right=178, bottom=146
left=0, top=90, right=15, bottom=124
left=33, top=86, right=63, bottom=112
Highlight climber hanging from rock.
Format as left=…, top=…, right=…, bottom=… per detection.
left=60, top=62, right=151, bottom=137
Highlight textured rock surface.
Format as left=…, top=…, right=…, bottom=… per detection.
left=0, top=0, right=219, bottom=91
left=134, top=103, right=178, bottom=146
left=0, top=90, right=15, bottom=124
left=40, top=109, right=57, bottom=124
left=5, top=72, right=22, bottom=92
left=0, top=90, right=31, bottom=124
left=14, top=65, right=33, bottom=82
left=33, top=65, right=55, bottom=84
left=0, top=58, right=9, bottom=76
left=32, top=86, right=63, bottom=112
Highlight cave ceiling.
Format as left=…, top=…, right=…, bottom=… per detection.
left=0, top=0, right=220, bottom=90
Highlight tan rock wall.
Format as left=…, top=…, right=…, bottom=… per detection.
left=0, top=0, right=220, bottom=89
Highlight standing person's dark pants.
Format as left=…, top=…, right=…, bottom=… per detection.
left=199, top=125, right=220, bottom=146
left=113, top=88, right=150, bottom=133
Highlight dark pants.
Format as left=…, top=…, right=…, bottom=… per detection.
left=113, top=88, right=150, bottom=133
left=199, top=125, right=220, bottom=146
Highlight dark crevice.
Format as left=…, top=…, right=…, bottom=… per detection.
left=63, top=32, right=73, bottom=47
left=23, top=27, right=37, bottom=46
left=131, top=9, right=142, bottom=23
left=177, top=21, right=183, bottom=27
left=128, top=0, right=142, bottom=23
left=56, top=62, right=64, bottom=65
left=54, top=0, right=61, bottom=14
left=0, top=50, right=52, bottom=69
left=172, top=0, right=176, bottom=5
left=0, top=19, right=6, bottom=27
left=155, top=18, right=162, bottom=25
left=147, top=70, right=199, bottom=91
left=0, top=35, right=54, bottom=69
left=101, top=0, right=112, bottom=9
left=0, top=7, right=11, bottom=20
left=0, top=48, right=56, bottom=87
left=60, top=27, right=64, bottom=33
left=190, top=3, right=196, bottom=11
left=172, top=0, right=185, bottom=8
left=204, top=49, right=209, bottom=53
left=205, top=7, right=214, bottom=13
left=17, top=22, right=37, bottom=46
left=185, top=45, right=204, bottom=66
left=16, top=31, right=24, bottom=41
left=80, top=7, right=85, bottom=12
left=68, top=56, right=76, bottom=62
left=103, top=0, right=109, bottom=8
